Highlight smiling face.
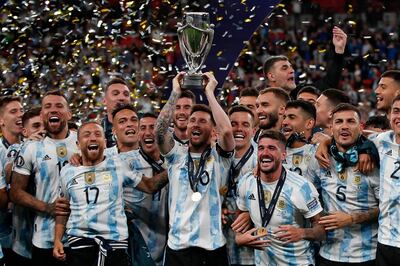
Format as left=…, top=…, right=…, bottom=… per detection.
left=173, top=97, right=193, bottom=131
left=375, top=77, right=400, bottom=112
left=112, top=108, right=139, bottom=148
left=78, top=123, right=106, bottom=164
left=229, top=111, right=254, bottom=151
left=257, top=137, right=286, bottom=175
left=281, top=107, right=314, bottom=140
left=266, top=60, right=296, bottom=91
left=0, top=100, right=24, bottom=136
left=139, top=116, right=158, bottom=156
left=256, top=92, right=284, bottom=130
left=187, top=111, right=214, bottom=149
left=41, top=95, right=71, bottom=136
left=331, top=110, right=361, bottom=151
left=390, top=100, right=400, bottom=136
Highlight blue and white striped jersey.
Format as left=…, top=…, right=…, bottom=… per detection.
left=224, top=144, right=257, bottom=265
left=236, top=168, right=323, bottom=266
left=13, top=132, right=78, bottom=249
left=306, top=154, right=379, bottom=262
left=117, top=149, right=167, bottom=266
left=164, top=144, right=232, bottom=250
left=6, top=142, right=34, bottom=258
left=371, top=131, right=400, bottom=248
left=284, top=144, right=316, bottom=177
left=0, top=138, right=14, bottom=249
left=59, top=156, right=142, bottom=241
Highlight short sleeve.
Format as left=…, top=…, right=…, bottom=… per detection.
left=59, top=166, right=71, bottom=200
left=236, top=173, right=252, bottom=212
left=305, top=155, right=322, bottom=191
left=120, top=160, right=143, bottom=188
left=293, top=180, right=323, bottom=219
left=12, top=142, right=34, bottom=176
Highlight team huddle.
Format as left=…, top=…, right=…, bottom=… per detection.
left=0, top=26, right=399, bottom=266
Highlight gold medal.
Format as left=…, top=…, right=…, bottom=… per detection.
left=257, top=227, right=267, bottom=236
left=264, top=190, right=272, bottom=203
left=85, top=172, right=96, bottom=185
left=219, top=186, right=228, bottom=196
left=191, top=192, right=201, bottom=202
left=56, top=146, right=67, bottom=158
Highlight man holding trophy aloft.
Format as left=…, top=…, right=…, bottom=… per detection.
left=155, top=13, right=235, bottom=265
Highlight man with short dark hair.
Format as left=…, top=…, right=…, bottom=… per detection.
left=224, top=105, right=257, bottom=266
left=173, top=90, right=195, bottom=145
left=53, top=122, right=168, bottom=266
left=255, top=87, right=290, bottom=135
left=156, top=72, right=234, bottom=266
left=264, top=26, right=347, bottom=98
left=102, top=77, right=132, bottom=147
left=297, top=86, right=320, bottom=105
left=0, top=95, right=24, bottom=264
left=375, top=70, right=400, bottom=114
left=306, top=103, right=379, bottom=266
left=10, top=90, right=78, bottom=266
left=364, top=115, right=391, bottom=134
left=282, top=100, right=316, bottom=176
left=315, top=89, right=350, bottom=134
left=236, top=130, right=325, bottom=266
left=239, top=88, right=260, bottom=129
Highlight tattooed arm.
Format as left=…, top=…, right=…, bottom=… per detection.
left=155, top=72, right=184, bottom=155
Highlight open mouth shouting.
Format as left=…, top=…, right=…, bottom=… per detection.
left=234, top=133, right=245, bottom=141
left=87, top=143, right=99, bottom=151
left=125, top=129, right=136, bottom=136
left=281, top=126, right=293, bottom=138
left=48, top=116, right=61, bottom=126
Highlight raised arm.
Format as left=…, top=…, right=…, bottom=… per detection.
left=155, top=73, right=184, bottom=154
left=203, top=72, right=235, bottom=152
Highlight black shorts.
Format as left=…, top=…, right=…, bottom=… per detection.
left=67, top=246, right=130, bottom=266
left=376, top=242, right=400, bottom=266
left=164, top=245, right=229, bottom=266
left=317, top=255, right=375, bottom=266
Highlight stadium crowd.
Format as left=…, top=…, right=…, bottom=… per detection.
left=0, top=0, right=399, bottom=266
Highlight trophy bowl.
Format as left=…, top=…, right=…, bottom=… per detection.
left=177, top=12, right=214, bottom=90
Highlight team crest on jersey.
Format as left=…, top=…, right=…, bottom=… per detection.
left=353, top=175, right=361, bottom=185
left=338, top=171, right=347, bottom=182
left=85, top=172, right=96, bottom=184
left=102, top=172, right=112, bottom=183
left=292, top=154, right=303, bottom=166
left=206, top=156, right=214, bottom=164
left=219, top=185, right=228, bottom=196
left=264, top=190, right=272, bottom=203
left=57, top=146, right=67, bottom=158
left=277, top=199, right=286, bottom=210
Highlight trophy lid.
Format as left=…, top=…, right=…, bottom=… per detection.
left=183, top=12, right=211, bottom=29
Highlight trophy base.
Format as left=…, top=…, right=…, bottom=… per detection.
left=181, top=75, right=203, bottom=90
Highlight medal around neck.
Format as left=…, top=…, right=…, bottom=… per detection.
left=191, top=192, right=202, bottom=202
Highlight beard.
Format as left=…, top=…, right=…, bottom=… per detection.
left=44, top=120, right=67, bottom=135
left=81, top=148, right=104, bottom=163
left=259, top=158, right=280, bottom=175
left=259, top=112, right=279, bottom=130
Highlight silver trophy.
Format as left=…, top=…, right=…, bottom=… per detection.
left=177, top=12, right=214, bottom=90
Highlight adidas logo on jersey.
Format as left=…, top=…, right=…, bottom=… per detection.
left=385, top=150, right=393, bottom=156
left=248, top=193, right=256, bottom=200
left=325, top=170, right=332, bottom=177
left=43, top=155, right=51, bottom=160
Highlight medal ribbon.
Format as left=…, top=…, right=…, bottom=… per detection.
left=257, top=167, right=287, bottom=228
left=139, top=148, right=164, bottom=174
left=187, top=145, right=212, bottom=192
left=227, top=145, right=254, bottom=197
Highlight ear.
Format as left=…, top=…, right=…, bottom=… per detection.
left=22, top=128, right=28, bottom=138
left=278, top=105, right=286, bottom=116
left=0, top=116, right=4, bottom=127
left=66, top=109, right=72, bottom=121
left=267, top=72, right=275, bottom=82
left=305, top=118, right=315, bottom=130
